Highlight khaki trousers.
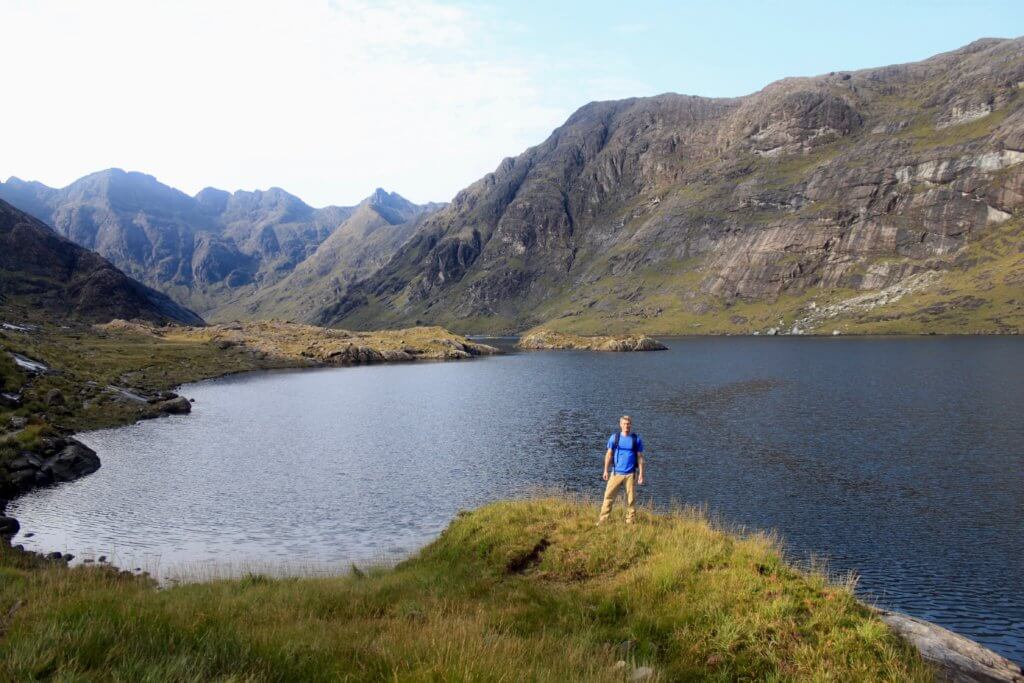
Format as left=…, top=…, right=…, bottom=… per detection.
left=599, top=472, right=636, bottom=523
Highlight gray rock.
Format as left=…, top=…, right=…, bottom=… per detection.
left=9, top=469, right=38, bottom=491
left=630, top=666, right=655, bottom=682
left=8, top=416, right=28, bottom=429
left=0, top=515, right=20, bottom=537
left=7, top=453, right=43, bottom=470
left=154, top=396, right=192, bottom=415
left=877, top=609, right=1024, bottom=683
left=40, top=441, right=101, bottom=482
left=45, top=388, right=66, bottom=407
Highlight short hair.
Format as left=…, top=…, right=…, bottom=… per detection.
left=620, top=415, right=632, bottom=422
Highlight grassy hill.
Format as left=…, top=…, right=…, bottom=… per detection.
left=0, top=498, right=929, bottom=681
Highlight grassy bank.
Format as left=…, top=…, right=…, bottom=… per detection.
left=0, top=497, right=930, bottom=681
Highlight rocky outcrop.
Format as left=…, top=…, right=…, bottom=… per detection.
left=100, top=320, right=500, bottom=368
left=1, top=437, right=100, bottom=497
left=518, top=330, right=667, bottom=351
left=324, top=38, right=1024, bottom=335
left=877, top=609, right=1024, bottom=682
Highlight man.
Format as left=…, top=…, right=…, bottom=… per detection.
left=598, top=415, right=645, bottom=525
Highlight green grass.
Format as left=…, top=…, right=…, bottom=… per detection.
left=0, top=322, right=277, bottom=435
left=897, top=95, right=1019, bottom=152
left=0, top=497, right=930, bottom=681
left=836, top=220, right=1024, bottom=334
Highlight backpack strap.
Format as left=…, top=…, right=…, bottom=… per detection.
left=632, top=433, right=640, bottom=454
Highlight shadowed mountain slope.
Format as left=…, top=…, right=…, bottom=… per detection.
left=0, top=198, right=203, bottom=325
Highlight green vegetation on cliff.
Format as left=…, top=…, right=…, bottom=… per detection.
left=0, top=498, right=930, bottom=681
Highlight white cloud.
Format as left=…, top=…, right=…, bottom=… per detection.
left=0, top=0, right=571, bottom=205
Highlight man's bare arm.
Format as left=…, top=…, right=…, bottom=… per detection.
left=603, top=448, right=613, bottom=480
left=637, top=452, right=645, bottom=485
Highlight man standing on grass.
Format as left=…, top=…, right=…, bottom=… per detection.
left=598, top=415, right=645, bottom=525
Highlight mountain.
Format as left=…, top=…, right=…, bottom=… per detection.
left=0, top=171, right=435, bottom=321
left=0, top=198, right=203, bottom=325
left=323, top=38, right=1024, bottom=335
left=211, top=189, right=440, bottom=321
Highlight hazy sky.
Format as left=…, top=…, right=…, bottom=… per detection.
left=3, top=0, right=1022, bottom=206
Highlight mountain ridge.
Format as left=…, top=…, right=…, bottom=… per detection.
left=322, top=36, right=1024, bottom=334
left=0, top=170, right=439, bottom=321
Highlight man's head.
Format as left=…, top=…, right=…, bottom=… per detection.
left=619, top=415, right=632, bottom=434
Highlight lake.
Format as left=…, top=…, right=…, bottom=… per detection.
left=8, top=337, right=1024, bottom=661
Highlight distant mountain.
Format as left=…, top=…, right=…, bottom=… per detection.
left=212, top=189, right=440, bottom=321
left=0, top=198, right=203, bottom=325
left=323, top=37, right=1024, bottom=335
left=0, top=171, right=437, bottom=321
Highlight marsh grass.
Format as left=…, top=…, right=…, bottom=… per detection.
left=0, top=497, right=930, bottom=681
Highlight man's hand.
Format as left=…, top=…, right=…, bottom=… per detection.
left=602, top=471, right=609, bottom=481
left=637, top=473, right=645, bottom=485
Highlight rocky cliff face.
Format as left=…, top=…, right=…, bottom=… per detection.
left=326, top=38, right=1024, bottom=334
left=0, top=199, right=203, bottom=325
left=0, top=171, right=435, bottom=321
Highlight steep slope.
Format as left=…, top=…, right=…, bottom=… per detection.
left=325, top=38, right=1024, bottom=334
left=0, top=199, right=203, bottom=325
left=0, top=172, right=431, bottom=321
left=210, top=189, right=439, bottom=322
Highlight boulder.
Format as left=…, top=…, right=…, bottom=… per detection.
left=7, top=453, right=43, bottom=470
left=9, top=469, right=38, bottom=491
left=45, top=388, right=66, bottom=407
left=40, top=441, right=101, bottom=482
left=877, top=609, right=1024, bottom=682
left=0, top=515, right=19, bottom=537
left=326, top=345, right=385, bottom=365
left=154, top=396, right=192, bottom=415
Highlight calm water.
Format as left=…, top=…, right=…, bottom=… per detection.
left=9, top=337, right=1024, bottom=661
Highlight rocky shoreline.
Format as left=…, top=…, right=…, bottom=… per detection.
left=0, top=320, right=501, bottom=569
left=0, top=385, right=199, bottom=565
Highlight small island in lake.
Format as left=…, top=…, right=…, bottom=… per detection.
left=518, top=329, right=668, bottom=352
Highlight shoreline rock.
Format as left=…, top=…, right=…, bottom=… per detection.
left=876, top=608, right=1024, bottom=682
left=518, top=330, right=668, bottom=352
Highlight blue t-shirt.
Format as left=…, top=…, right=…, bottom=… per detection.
left=607, top=432, right=644, bottom=474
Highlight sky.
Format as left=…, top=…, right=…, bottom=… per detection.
left=2, top=0, right=1023, bottom=207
